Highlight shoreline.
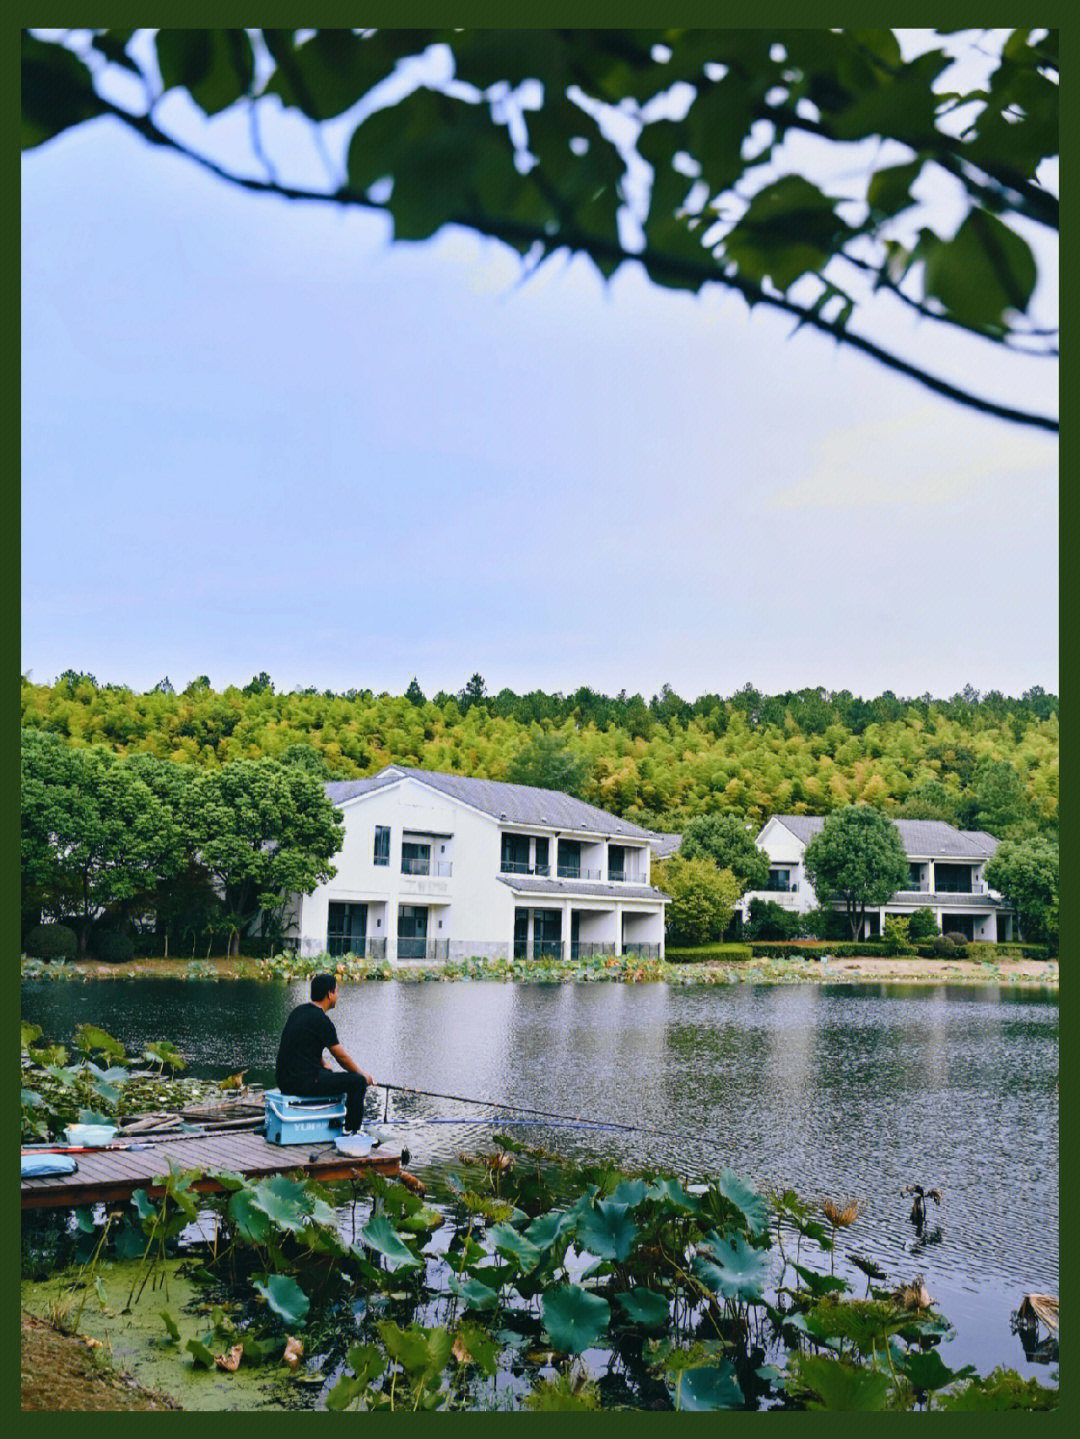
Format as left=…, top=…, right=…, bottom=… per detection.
left=22, top=954, right=1058, bottom=988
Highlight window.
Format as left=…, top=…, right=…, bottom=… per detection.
left=935, top=863, right=973, bottom=893
left=557, top=839, right=581, bottom=878
left=609, top=844, right=625, bottom=881
left=397, top=904, right=428, bottom=959
left=766, top=868, right=790, bottom=892
left=401, top=841, right=431, bottom=875
left=328, top=901, right=367, bottom=958
left=534, top=837, right=550, bottom=875
left=374, top=826, right=390, bottom=866
left=501, top=833, right=531, bottom=873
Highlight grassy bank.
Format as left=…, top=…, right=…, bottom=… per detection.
left=22, top=952, right=1058, bottom=989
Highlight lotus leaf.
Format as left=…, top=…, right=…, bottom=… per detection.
left=487, top=1221, right=543, bottom=1272
left=447, top=1274, right=500, bottom=1312
left=21, top=1021, right=43, bottom=1050
left=541, top=1284, right=610, bottom=1354
left=693, top=1233, right=772, bottom=1302
left=673, top=1361, right=744, bottom=1410
left=717, top=1168, right=771, bottom=1236
left=523, top=1209, right=573, bottom=1249
left=575, top=1198, right=638, bottom=1262
left=358, top=1214, right=422, bottom=1269
left=207, top=1169, right=247, bottom=1191
left=609, top=1177, right=649, bottom=1207
left=187, top=1335, right=216, bottom=1368
left=803, top=1298, right=917, bottom=1353
left=242, top=1334, right=286, bottom=1365
left=452, top=1322, right=502, bottom=1376
left=788, top=1353, right=893, bottom=1410
left=85, top=1061, right=130, bottom=1083
left=130, top=1188, right=156, bottom=1222
left=78, top=1108, right=113, bottom=1126
left=900, top=1348, right=976, bottom=1392
left=614, top=1287, right=670, bottom=1327
left=250, top=1174, right=311, bottom=1233
left=791, top=1261, right=851, bottom=1297
left=378, top=1320, right=453, bottom=1380
left=645, top=1177, right=702, bottom=1214
left=21, top=1088, right=44, bottom=1108
left=74, top=1024, right=127, bottom=1060
left=399, top=1205, right=443, bottom=1233
left=253, top=1272, right=310, bottom=1326
left=228, top=1188, right=272, bottom=1244
left=159, top=1309, right=181, bottom=1342
left=326, top=1373, right=368, bottom=1411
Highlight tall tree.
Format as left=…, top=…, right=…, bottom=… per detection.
left=803, top=804, right=910, bottom=940
left=185, top=759, right=344, bottom=955
left=22, top=28, right=1057, bottom=430
left=506, top=729, right=590, bottom=796
left=653, top=855, right=741, bottom=946
left=986, top=835, right=1058, bottom=946
left=678, top=813, right=769, bottom=892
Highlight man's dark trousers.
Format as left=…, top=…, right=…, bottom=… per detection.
left=302, top=1071, right=368, bottom=1132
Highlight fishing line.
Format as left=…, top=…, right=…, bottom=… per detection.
left=378, top=1081, right=726, bottom=1151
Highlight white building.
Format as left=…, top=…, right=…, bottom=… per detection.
left=286, top=765, right=669, bottom=962
left=739, top=815, right=1014, bottom=941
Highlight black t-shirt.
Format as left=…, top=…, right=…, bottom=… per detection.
left=275, top=1002, right=339, bottom=1094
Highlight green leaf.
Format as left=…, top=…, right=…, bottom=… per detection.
left=724, top=175, right=852, bottom=290
left=264, top=30, right=422, bottom=120
left=613, top=1287, right=670, bottom=1328
left=357, top=1213, right=421, bottom=1269
left=326, top=1373, right=367, bottom=1411
left=378, top=1320, right=453, bottom=1380
left=74, top=1024, right=126, bottom=1060
left=21, top=1021, right=43, bottom=1051
left=187, top=1336, right=216, bottom=1368
left=717, top=1169, right=771, bottom=1236
left=574, top=1199, right=639, bottom=1262
left=788, top=1353, right=893, bottom=1410
left=694, top=1232, right=772, bottom=1302
left=922, top=208, right=1037, bottom=330
left=644, top=1176, right=702, bottom=1215
left=609, top=1177, right=649, bottom=1208
left=541, top=1284, right=610, bottom=1354
left=454, top=1322, right=502, bottom=1376
left=447, top=1274, right=500, bottom=1312
left=227, top=1187, right=271, bottom=1244
left=249, top=1173, right=311, bottom=1233
left=487, top=1220, right=543, bottom=1272
left=900, top=1347, right=976, bottom=1392
left=21, top=34, right=107, bottom=150
left=866, top=160, right=924, bottom=218
left=523, top=1208, right=573, bottom=1248
left=155, top=30, right=254, bottom=115
left=253, top=1272, right=310, bottom=1326
left=159, top=1309, right=181, bottom=1343
left=241, top=1335, right=283, bottom=1366
left=674, top=1361, right=744, bottom=1410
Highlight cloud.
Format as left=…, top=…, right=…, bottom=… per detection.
left=767, top=403, right=1057, bottom=510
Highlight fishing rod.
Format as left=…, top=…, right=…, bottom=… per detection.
left=378, top=1081, right=726, bottom=1150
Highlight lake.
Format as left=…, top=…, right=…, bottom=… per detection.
left=21, top=977, right=1058, bottom=1381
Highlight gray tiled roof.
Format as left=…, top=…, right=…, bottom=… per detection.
left=770, top=815, right=998, bottom=859
left=326, top=766, right=656, bottom=839
left=497, top=875, right=667, bottom=901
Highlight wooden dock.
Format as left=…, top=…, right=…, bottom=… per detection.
left=21, top=1130, right=404, bottom=1211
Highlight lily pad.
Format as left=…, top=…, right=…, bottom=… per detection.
left=253, top=1272, right=310, bottom=1326
left=694, top=1233, right=772, bottom=1302
left=541, top=1284, right=610, bottom=1354
left=357, top=1214, right=422, bottom=1269
left=614, top=1287, right=670, bottom=1328
left=674, top=1361, right=744, bottom=1410
left=574, top=1199, right=638, bottom=1262
left=447, top=1274, right=500, bottom=1312
left=718, top=1168, right=771, bottom=1236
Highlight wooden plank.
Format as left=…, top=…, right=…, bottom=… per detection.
left=22, top=1132, right=403, bottom=1210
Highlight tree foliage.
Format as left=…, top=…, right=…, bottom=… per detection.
left=20, top=675, right=1057, bottom=840
left=22, top=28, right=1057, bottom=429
left=803, top=805, right=911, bottom=940
left=678, top=813, right=769, bottom=893
left=653, top=856, right=741, bottom=945
left=985, top=835, right=1058, bottom=945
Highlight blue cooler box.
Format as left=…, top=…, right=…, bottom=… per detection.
left=264, top=1089, right=347, bottom=1145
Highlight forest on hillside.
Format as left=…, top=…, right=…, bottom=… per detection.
left=21, top=673, right=1057, bottom=841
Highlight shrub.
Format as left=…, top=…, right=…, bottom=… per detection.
left=802, top=906, right=851, bottom=941
left=942, top=931, right=970, bottom=956
left=23, top=923, right=77, bottom=961
left=881, top=916, right=915, bottom=955
left=907, top=906, right=939, bottom=941
left=666, top=943, right=753, bottom=963
left=744, top=898, right=804, bottom=941
left=92, top=931, right=135, bottom=963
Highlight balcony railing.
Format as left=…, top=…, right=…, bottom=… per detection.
left=500, top=860, right=551, bottom=876
left=396, top=938, right=450, bottom=961
left=556, top=866, right=602, bottom=880
left=622, top=942, right=661, bottom=958
left=400, top=859, right=452, bottom=877
left=327, top=936, right=387, bottom=961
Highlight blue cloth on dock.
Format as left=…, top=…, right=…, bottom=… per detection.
left=21, top=1153, right=78, bottom=1177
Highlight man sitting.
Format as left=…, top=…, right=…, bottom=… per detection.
left=275, top=972, right=375, bottom=1134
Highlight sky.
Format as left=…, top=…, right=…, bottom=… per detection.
left=21, top=32, right=1058, bottom=704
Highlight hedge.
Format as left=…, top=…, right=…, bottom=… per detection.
left=748, top=941, right=897, bottom=959
left=23, top=922, right=77, bottom=961
left=92, top=931, right=135, bottom=963
left=666, top=943, right=753, bottom=963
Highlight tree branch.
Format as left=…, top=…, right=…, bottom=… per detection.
left=97, top=97, right=1059, bottom=433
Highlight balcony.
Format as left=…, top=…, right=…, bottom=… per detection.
left=401, top=858, right=453, bottom=877
left=396, top=938, right=450, bottom=961
left=556, top=865, right=602, bottom=880
left=500, top=861, right=551, bottom=877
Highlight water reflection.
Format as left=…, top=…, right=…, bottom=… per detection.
left=22, top=976, right=1056, bottom=1380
